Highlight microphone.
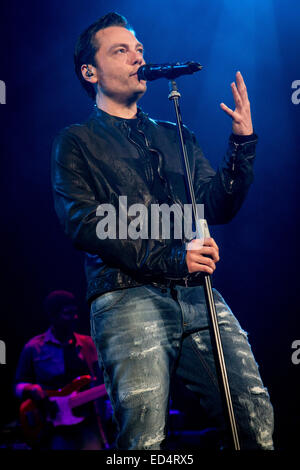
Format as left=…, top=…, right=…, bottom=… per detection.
left=137, top=61, right=203, bottom=81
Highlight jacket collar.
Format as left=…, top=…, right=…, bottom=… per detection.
left=91, top=104, right=149, bottom=128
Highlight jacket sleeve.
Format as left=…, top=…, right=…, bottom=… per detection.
left=51, top=130, right=189, bottom=280
left=192, top=132, right=258, bottom=224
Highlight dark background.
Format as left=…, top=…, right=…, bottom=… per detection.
left=0, top=0, right=299, bottom=450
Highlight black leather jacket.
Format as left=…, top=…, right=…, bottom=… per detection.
left=51, top=106, right=257, bottom=302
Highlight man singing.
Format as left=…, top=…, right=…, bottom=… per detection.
left=52, top=12, right=274, bottom=450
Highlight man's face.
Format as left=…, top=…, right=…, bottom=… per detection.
left=93, top=26, right=147, bottom=104
left=51, top=305, right=79, bottom=333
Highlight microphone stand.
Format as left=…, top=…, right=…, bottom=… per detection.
left=168, top=79, right=240, bottom=451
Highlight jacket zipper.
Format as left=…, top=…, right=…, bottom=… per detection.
left=229, top=142, right=238, bottom=192
left=124, top=122, right=154, bottom=184
left=228, top=139, right=256, bottom=191
left=135, top=123, right=183, bottom=208
left=136, top=126, right=189, bottom=241
left=125, top=120, right=190, bottom=285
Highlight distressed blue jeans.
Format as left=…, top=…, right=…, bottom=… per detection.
left=90, top=284, right=274, bottom=450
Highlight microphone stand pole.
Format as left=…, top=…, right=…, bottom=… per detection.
left=168, top=79, right=240, bottom=451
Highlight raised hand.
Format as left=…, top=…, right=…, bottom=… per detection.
left=220, top=71, right=253, bottom=136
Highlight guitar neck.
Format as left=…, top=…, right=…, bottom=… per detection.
left=69, top=383, right=107, bottom=409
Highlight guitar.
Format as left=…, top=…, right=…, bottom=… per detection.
left=19, top=375, right=107, bottom=444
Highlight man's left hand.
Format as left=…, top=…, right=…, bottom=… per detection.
left=220, top=71, right=253, bottom=136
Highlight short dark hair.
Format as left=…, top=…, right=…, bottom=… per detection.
left=74, top=12, right=133, bottom=100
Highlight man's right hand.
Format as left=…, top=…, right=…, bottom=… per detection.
left=22, top=384, right=47, bottom=401
left=185, top=237, right=220, bottom=274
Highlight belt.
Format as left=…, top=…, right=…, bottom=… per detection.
left=151, top=273, right=204, bottom=290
